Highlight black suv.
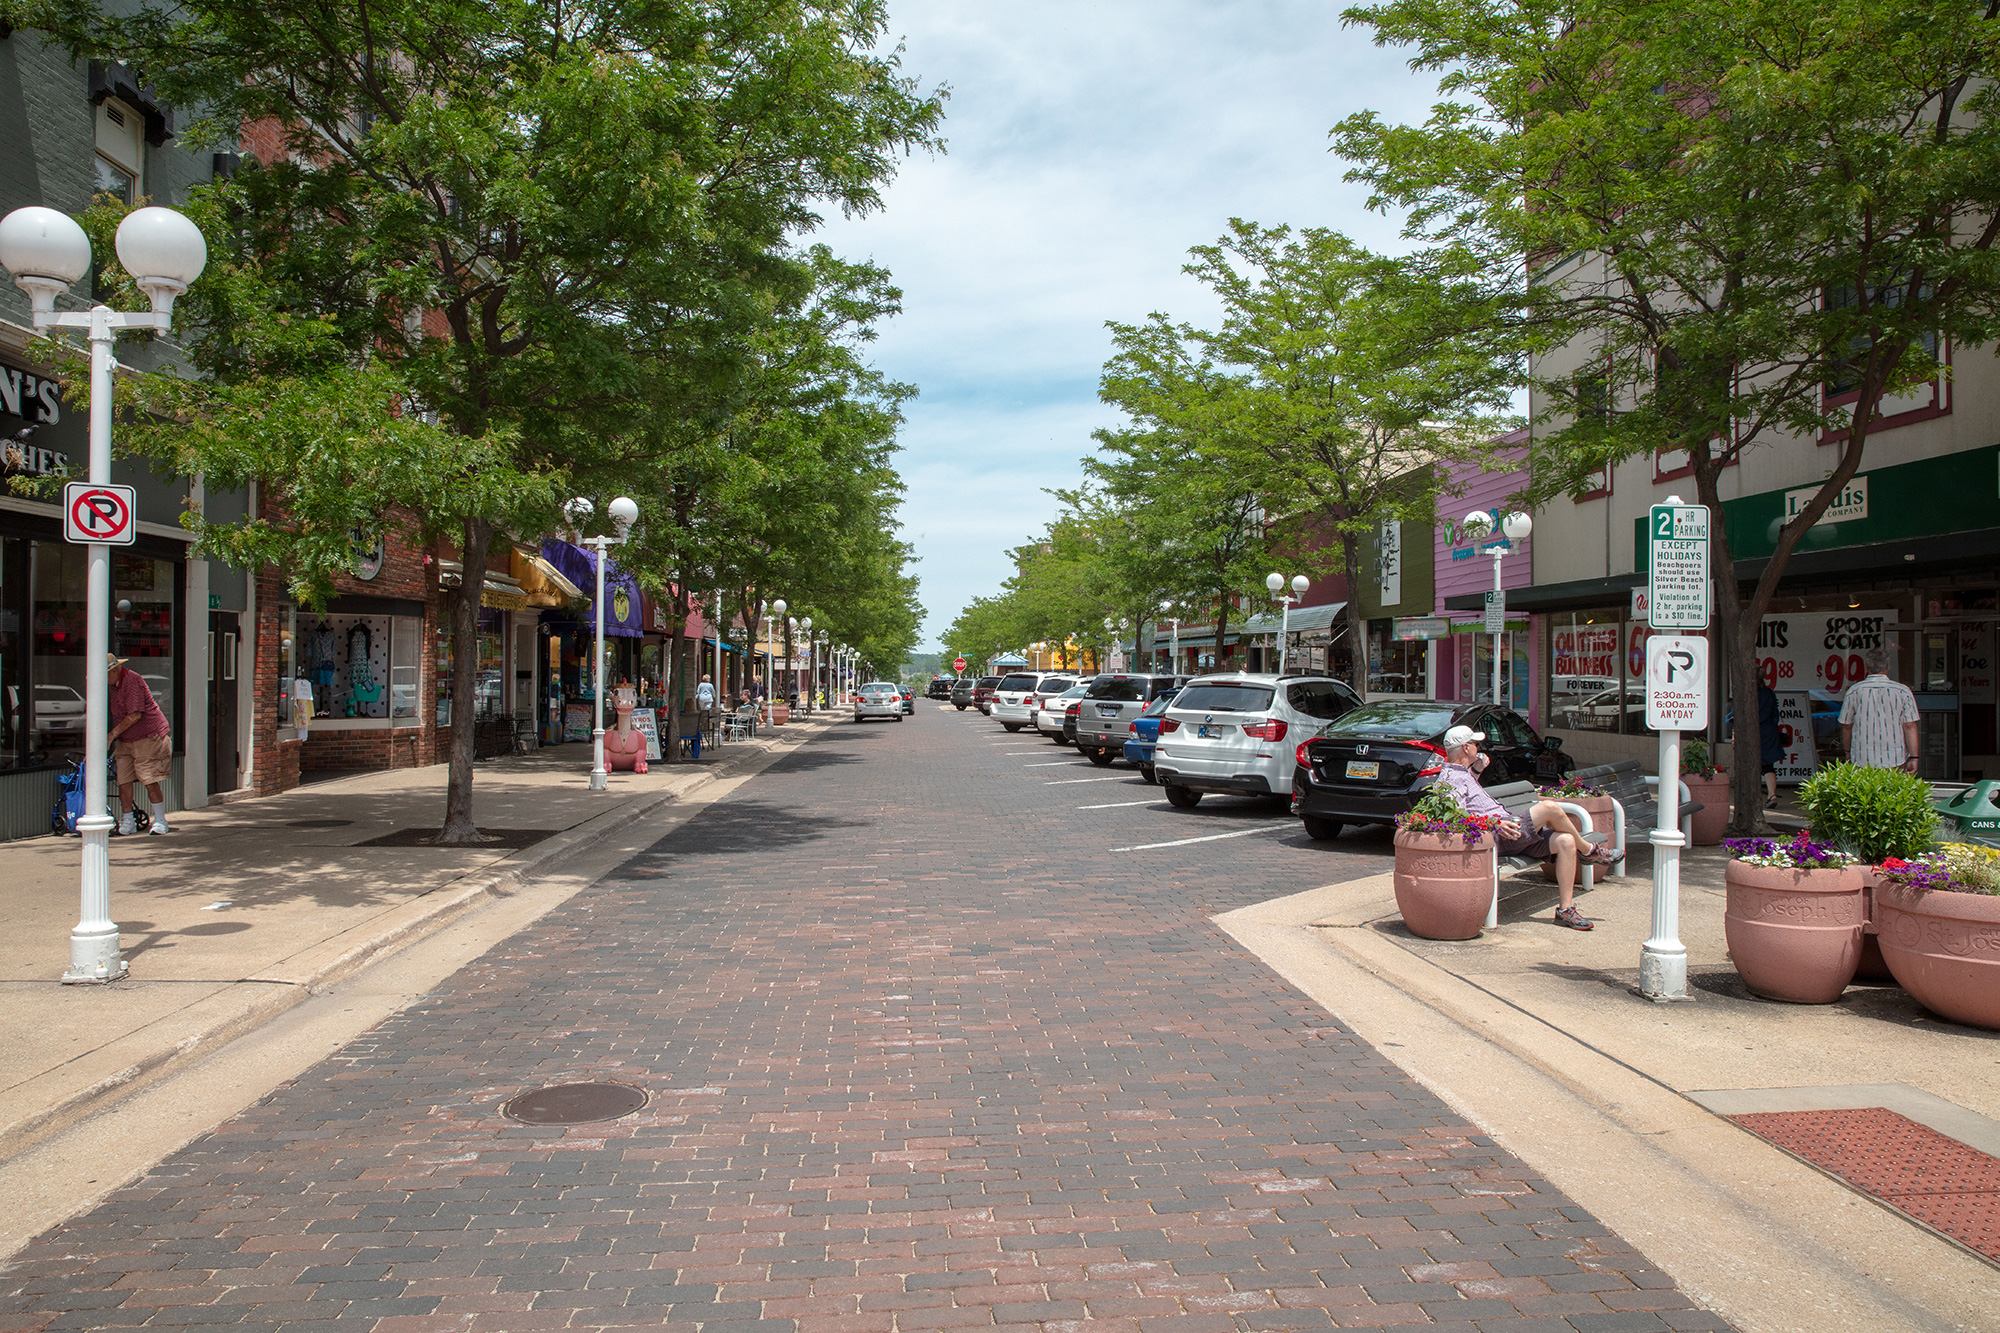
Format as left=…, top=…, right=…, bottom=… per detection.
left=1071, top=674, right=1192, bottom=766
left=925, top=676, right=953, bottom=700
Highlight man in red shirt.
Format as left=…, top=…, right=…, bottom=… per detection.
left=107, top=653, right=171, bottom=835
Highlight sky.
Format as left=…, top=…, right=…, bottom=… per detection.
left=813, top=2, right=1450, bottom=654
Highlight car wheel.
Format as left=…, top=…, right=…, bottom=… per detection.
left=1003, top=723, right=1021, bottom=732
left=1139, top=763, right=1157, bottom=785
left=1164, top=784, right=1201, bottom=808
left=1052, top=735, right=1069, bottom=746
left=1086, top=748, right=1115, bottom=767
left=1301, top=815, right=1344, bottom=842
left=956, top=704, right=966, bottom=710
left=894, top=714, right=904, bottom=722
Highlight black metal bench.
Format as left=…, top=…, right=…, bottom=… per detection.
left=1565, top=759, right=1702, bottom=871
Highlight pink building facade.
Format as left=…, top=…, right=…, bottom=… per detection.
left=1430, top=437, right=1539, bottom=724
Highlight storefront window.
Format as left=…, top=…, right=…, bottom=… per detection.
left=391, top=616, right=420, bottom=719
left=434, top=623, right=452, bottom=726
left=0, top=537, right=26, bottom=769
left=276, top=601, right=297, bottom=725
left=30, top=545, right=180, bottom=761
left=1367, top=620, right=1429, bottom=697
left=1549, top=609, right=1633, bottom=733
left=476, top=629, right=503, bottom=719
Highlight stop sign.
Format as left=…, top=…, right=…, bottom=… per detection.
left=952, top=656, right=968, bottom=674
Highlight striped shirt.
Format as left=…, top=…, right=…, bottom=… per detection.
left=1839, top=675, right=1919, bottom=768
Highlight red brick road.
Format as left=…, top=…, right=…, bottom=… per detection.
left=1, top=708, right=1732, bottom=1332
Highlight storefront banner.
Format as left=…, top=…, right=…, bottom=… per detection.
left=1775, top=691, right=1818, bottom=783
left=1755, top=610, right=1895, bottom=699
left=1550, top=623, right=1621, bottom=692
left=630, top=707, right=663, bottom=761
left=563, top=702, right=592, bottom=742
left=1394, top=616, right=1450, bottom=640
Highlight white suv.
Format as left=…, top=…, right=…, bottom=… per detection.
left=989, top=671, right=1072, bottom=731
left=1153, top=673, right=1361, bottom=808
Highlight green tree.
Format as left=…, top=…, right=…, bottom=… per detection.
left=1337, top=0, right=2000, bottom=828
left=23, top=0, right=941, bottom=838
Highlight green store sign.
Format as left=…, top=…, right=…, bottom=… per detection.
left=1636, top=443, right=2000, bottom=569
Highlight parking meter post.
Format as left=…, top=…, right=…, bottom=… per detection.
left=1642, top=727, right=1689, bottom=999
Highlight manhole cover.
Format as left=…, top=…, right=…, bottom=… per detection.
left=502, top=1082, right=647, bottom=1125
left=286, top=818, right=354, bottom=829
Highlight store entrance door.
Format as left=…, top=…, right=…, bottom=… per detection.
left=208, top=611, right=240, bottom=793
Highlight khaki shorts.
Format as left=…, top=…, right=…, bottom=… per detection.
left=116, top=733, right=172, bottom=785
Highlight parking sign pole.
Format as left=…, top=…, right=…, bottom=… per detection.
left=1641, top=496, right=1709, bottom=1002
left=69, top=306, right=122, bottom=984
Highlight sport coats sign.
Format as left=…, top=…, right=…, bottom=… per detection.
left=1754, top=610, right=1895, bottom=700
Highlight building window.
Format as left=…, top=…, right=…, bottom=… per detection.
left=1824, top=282, right=1939, bottom=402
left=1367, top=619, right=1428, bottom=698
left=94, top=98, right=144, bottom=203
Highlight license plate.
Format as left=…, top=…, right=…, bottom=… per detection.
left=1098, top=705, right=1120, bottom=717
left=1345, top=760, right=1380, bottom=780
left=1198, top=723, right=1229, bottom=739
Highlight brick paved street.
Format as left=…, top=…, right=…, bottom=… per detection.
left=1, top=708, right=1732, bottom=1333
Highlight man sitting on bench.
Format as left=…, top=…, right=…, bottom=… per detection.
left=1433, top=724, right=1622, bottom=932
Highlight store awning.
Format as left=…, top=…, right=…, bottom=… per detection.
left=510, top=547, right=583, bottom=605
left=1236, top=601, right=1348, bottom=636
left=539, top=540, right=644, bottom=637
left=437, top=559, right=530, bottom=611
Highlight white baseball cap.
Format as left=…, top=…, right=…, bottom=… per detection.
left=1442, top=724, right=1486, bottom=749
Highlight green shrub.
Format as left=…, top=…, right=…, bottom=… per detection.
left=1681, top=738, right=1721, bottom=778
left=1798, top=763, right=1939, bottom=863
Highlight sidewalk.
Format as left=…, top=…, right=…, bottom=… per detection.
left=0, top=716, right=833, bottom=1161
left=1218, top=844, right=2000, bottom=1332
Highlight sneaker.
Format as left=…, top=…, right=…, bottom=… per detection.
left=1582, top=845, right=1625, bottom=866
left=149, top=820, right=169, bottom=835
left=1555, top=905, right=1594, bottom=931
left=116, top=814, right=136, bottom=836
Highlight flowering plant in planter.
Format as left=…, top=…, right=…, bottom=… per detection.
left=1681, top=738, right=1722, bottom=779
left=1396, top=782, right=1504, bottom=845
left=1722, top=831, right=1859, bottom=869
left=1880, top=842, right=2000, bottom=896
left=1539, top=773, right=1605, bottom=798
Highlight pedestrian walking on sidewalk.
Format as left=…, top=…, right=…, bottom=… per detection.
left=1757, top=679, right=1784, bottom=808
left=1435, top=724, right=1620, bottom=931
left=1840, top=645, right=1920, bottom=772
left=106, top=653, right=170, bottom=835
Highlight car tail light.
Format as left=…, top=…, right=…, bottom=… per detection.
left=1414, top=740, right=1447, bottom=776
left=1242, top=718, right=1288, bottom=742
left=1066, top=703, right=1080, bottom=716
left=1128, top=722, right=1138, bottom=734
left=1158, top=718, right=1180, bottom=734
left=1295, top=740, right=1315, bottom=769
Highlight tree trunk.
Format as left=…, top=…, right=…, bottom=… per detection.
left=664, top=610, right=684, bottom=764
left=1339, top=531, right=1369, bottom=695
left=438, top=516, right=491, bottom=845
left=1212, top=592, right=1231, bottom=677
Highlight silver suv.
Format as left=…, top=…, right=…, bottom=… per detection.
left=1154, top=673, right=1361, bottom=807
left=990, top=671, right=1070, bottom=732
left=1072, top=674, right=1189, bottom=767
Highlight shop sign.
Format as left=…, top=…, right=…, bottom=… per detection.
left=1, top=437, right=70, bottom=477
left=1551, top=622, right=1621, bottom=692
left=1394, top=616, right=1450, bottom=640
left=1785, top=475, right=1867, bottom=527
left=630, top=707, right=663, bottom=761
left=1630, top=586, right=1649, bottom=618
left=1754, top=609, right=1895, bottom=698
left=1775, top=691, right=1819, bottom=783
left=0, top=365, right=64, bottom=427
left=349, top=528, right=384, bottom=580
left=1378, top=519, right=1402, bottom=605
left=612, top=587, right=631, bottom=623
left=1442, top=507, right=1512, bottom=561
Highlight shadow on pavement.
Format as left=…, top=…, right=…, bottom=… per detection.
left=634, top=799, right=873, bottom=859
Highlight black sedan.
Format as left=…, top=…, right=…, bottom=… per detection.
left=1288, top=702, right=1573, bottom=841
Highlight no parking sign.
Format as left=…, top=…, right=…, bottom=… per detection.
left=62, top=481, right=136, bottom=545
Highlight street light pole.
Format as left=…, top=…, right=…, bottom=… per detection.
left=570, top=495, right=638, bottom=791
left=1, top=205, right=207, bottom=984
left=1461, top=511, right=1533, bottom=707
left=1264, top=573, right=1310, bottom=674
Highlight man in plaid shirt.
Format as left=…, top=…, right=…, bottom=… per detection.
left=1839, top=645, right=1920, bottom=772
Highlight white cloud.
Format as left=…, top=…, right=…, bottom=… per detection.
left=814, top=1, right=1445, bottom=650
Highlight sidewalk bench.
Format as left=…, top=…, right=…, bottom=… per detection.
left=1566, top=759, right=1699, bottom=872
left=1486, top=780, right=1606, bottom=894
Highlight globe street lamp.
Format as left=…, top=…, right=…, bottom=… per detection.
left=1265, top=573, right=1311, bottom=674
left=798, top=616, right=813, bottom=711
left=568, top=495, right=638, bottom=790
left=763, top=598, right=786, bottom=714
left=1157, top=602, right=1182, bottom=676
left=1459, top=510, right=1532, bottom=707
left=0, top=204, right=206, bottom=984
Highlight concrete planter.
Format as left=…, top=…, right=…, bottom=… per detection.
left=1684, top=772, right=1730, bottom=846
left=770, top=702, right=789, bottom=726
left=1856, top=869, right=1896, bottom=984
left=1393, top=828, right=1496, bottom=941
left=1723, top=859, right=1865, bottom=1003
left=1875, top=881, right=2000, bottom=1030
left=1540, top=794, right=1616, bottom=881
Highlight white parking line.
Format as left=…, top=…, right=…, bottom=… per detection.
left=1078, top=799, right=1158, bottom=809
left=1045, top=775, right=1132, bottom=785
left=1108, top=823, right=1293, bottom=852
left=1024, top=761, right=1080, bottom=768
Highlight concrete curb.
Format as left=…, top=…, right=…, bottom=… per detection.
left=1215, top=875, right=2000, bottom=1332
left=0, top=724, right=832, bottom=1161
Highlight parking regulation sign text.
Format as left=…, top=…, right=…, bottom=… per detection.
left=1647, top=503, right=1710, bottom=630
left=1645, top=634, right=1709, bottom=731
left=63, top=481, right=137, bottom=546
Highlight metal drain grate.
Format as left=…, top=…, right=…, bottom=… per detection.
left=1732, top=1107, right=2000, bottom=1261
left=502, top=1082, right=648, bottom=1125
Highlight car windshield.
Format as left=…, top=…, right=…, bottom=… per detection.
left=1038, top=678, right=1075, bottom=693
left=997, top=673, right=1039, bottom=692
left=1139, top=691, right=1180, bottom=718
left=1173, top=682, right=1275, bottom=713
left=977, top=677, right=1000, bottom=688
left=1057, top=685, right=1089, bottom=699
left=1085, top=676, right=1146, bottom=702
left=1321, top=703, right=1458, bottom=738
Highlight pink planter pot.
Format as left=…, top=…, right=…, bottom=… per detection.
left=1723, top=860, right=1865, bottom=1003
left=1856, top=869, right=1896, bottom=984
left=1393, top=829, right=1496, bottom=941
left=1684, top=772, right=1730, bottom=846
left=1875, top=881, right=2000, bottom=1030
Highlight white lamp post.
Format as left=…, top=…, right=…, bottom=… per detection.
left=569, top=495, right=637, bottom=790
left=1264, top=573, right=1310, bottom=675
left=1460, top=511, right=1532, bottom=708
left=766, top=598, right=785, bottom=714
left=798, top=616, right=813, bottom=710
left=0, top=205, right=206, bottom=984
left=1157, top=602, right=1182, bottom=675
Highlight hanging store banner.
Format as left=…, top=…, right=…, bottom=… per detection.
left=1754, top=610, right=1896, bottom=699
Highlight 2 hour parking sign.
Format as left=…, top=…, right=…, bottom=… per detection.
left=63, top=481, right=137, bottom=546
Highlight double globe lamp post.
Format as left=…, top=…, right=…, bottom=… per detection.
left=1265, top=572, right=1310, bottom=674
left=565, top=495, right=639, bottom=791
left=0, top=204, right=207, bottom=984
left=1459, top=510, right=1533, bottom=707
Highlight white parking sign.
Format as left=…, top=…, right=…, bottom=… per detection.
left=1645, top=635, right=1709, bottom=731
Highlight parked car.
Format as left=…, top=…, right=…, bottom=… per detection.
left=1121, top=688, right=1184, bottom=783
left=1035, top=683, right=1090, bottom=743
left=1153, top=673, right=1362, bottom=808
left=989, top=671, right=1069, bottom=732
left=925, top=676, right=953, bottom=700
left=972, top=675, right=1001, bottom=714
left=949, top=677, right=978, bottom=709
left=1072, top=673, right=1189, bottom=767
left=1288, top=701, right=1573, bottom=840
left=853, top=681, right=904, bottom=723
